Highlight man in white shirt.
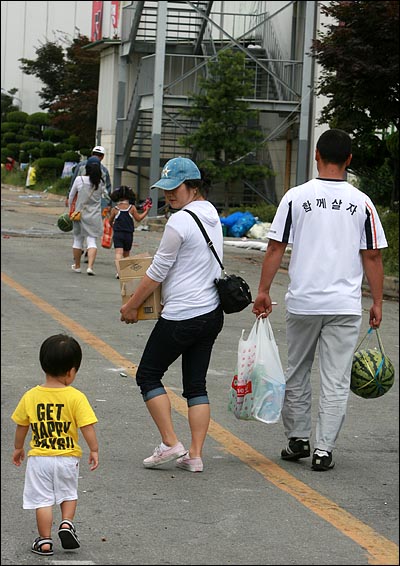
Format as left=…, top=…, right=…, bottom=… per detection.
left=253, top=129, right=387, bottom=471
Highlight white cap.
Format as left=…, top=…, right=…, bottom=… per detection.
left=92, top=145, right=105, bottom=155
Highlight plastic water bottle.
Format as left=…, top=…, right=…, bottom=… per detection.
left=251, top=364, right=285, bottom=423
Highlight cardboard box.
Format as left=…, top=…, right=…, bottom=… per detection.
left=118, top=255, right=162, bottom=320
left=118, top=254, right=152, bottom=279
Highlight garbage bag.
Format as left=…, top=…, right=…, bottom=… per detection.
left=229, top=211, right=256, bottom=237
left=220, top=211, right=245, bottom=228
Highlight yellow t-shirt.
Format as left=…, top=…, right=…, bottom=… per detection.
left=11, top=385, right=98, bottom=458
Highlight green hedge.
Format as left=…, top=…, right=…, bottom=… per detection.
left=379, top=208, right=399, bottom=277
left=6, top=111, right=29, bottom=123
left=33, top=157, right=64, bottom=179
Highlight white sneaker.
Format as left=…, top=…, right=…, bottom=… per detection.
left=143, top=442, right=187, bottom=468
left=71, top=264, right=81, bottom=273
left=87, top=268, right=95, bottom=276
left=176, top=454, right=204, bottom=472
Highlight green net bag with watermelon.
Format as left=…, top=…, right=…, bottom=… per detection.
left=351, top=327, right=395, bottom=399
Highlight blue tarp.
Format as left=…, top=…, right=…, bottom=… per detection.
left=220, top=211, right=257, bottom=237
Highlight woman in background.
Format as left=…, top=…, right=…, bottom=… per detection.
left=69, top=157, right=104, bottom=276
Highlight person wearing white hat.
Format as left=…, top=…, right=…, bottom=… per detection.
left=92, top=145, right=105, bottom=156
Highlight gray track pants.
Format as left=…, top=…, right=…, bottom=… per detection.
left=282, top=313, right=362, bottom=452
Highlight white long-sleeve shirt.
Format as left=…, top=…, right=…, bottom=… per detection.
left=147, top=200, right=223, bottom=320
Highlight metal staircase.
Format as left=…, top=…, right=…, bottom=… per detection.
left=120, top=1, right=212, bottom=54
left=114, top=1, right=303, bottom=207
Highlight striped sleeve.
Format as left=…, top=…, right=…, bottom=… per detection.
left=267, top=196, right=293, bottom=243
left=362, top=201, right=387, bottom=250
left=282, top=201, right=292, bottom=243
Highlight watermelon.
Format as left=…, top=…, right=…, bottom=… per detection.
left=57, top=212, right=73, bottom=232
left=350, top=348, right=395, bottom=399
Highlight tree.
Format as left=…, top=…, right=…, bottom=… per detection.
left=1, top=108, right=60, bottom=164
left=311, top=1, right=399, bottom=208
left=1, top=89, right=20, bottom=121
left=19, top=35, right=100, bottom=148
left=179, top=49, right=273, bottom=209
left=19, top=42, right=66, bottom=109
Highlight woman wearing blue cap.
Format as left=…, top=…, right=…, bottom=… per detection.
left=120, top=157, right=224, bottom=473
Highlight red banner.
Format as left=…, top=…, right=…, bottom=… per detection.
left=91, top=1, right=103, bottom=41
left=111, top=0, right=120, bottom=31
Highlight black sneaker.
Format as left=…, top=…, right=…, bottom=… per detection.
left=281, top=438, right=310, bottom=461
left=312, top=449, right=335, bottom=471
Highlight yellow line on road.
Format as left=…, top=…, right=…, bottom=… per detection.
left=2, top=272, right=398, bottom=566
left=1, top=272, right=137, bottom=375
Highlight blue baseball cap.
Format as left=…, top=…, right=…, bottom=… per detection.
left=151, top=157, right=201, bottom=190
left=86, top=156, right=101, bottom=165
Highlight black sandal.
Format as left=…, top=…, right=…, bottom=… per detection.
left=58, top=519, right=80, bottom=549
left=31, top=536, right=54, bottom=556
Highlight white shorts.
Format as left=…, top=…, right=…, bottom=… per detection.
left=23, top=456, right=80, bottom=510
left=72, top=235, right=97, bottom=249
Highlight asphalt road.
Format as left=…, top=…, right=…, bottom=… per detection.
left=1, top=184, right=399, bottom=566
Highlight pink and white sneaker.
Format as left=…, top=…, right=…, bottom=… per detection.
left=143, top=442, right=187, bottom=468
left=176, top=454, right=204, bottom=473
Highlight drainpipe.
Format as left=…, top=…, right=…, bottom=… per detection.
left=148, top=1, right=167, bottom=217
left=296, top=0, right=317, bottom=185
left=113, top=56, right=128, bottom=188
left=285, top=129, right=292, bottom=193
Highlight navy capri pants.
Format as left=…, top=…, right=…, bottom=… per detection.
left=136, top=306, right=224, bottom=407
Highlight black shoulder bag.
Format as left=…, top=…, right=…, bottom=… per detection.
left=185, top=209, right=252, bottom=314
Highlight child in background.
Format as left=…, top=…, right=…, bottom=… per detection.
left=109, top=185, right=152, bottom=278
left=11, top=334, right=99, bottom=556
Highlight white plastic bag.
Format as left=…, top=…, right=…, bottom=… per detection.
left=228, top=317, right=286, bottom=424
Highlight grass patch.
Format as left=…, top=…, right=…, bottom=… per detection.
left=1, top=169, right=70, bottom=196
